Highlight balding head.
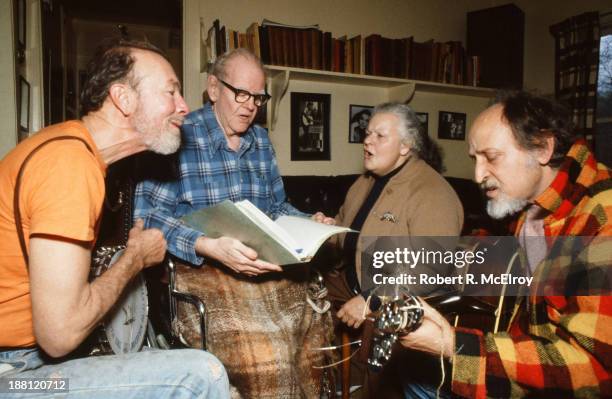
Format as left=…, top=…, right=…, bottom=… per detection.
left=209, top=48, right=266, bottom=81
left=489, top=91, right=576, bottom=168
left=468, top=100, right=558, bottom=219
left=80, top=38, right=167, bottom=115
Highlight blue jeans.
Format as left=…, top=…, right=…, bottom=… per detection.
left=403, top=382, right=455, bottom=399
left=0, top=347, right=229, bottom=398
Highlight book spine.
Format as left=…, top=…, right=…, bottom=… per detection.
left=212, top=19, right=221, bottom=59
left=281, top=27, right=290, bottom=66
left=295, top=29, right=303, bottom=68
left=247, top=23, right=261, bottom=59
left=302, top=30, right=311, bottom=69
left=259, top=26, right=269, bottom=64
left=404, top=37, right=413, bottom=79
left=270, top=26, right=283, bottom=66
left=289, top=28, right=296, bottom=67
left=331, top=38, right=339, bottom=72
left=220, top=25, right=227, bottom=55
left=344, top=38, right=353, bottom=73
left=323, top=31, right=332, bottom=71
left=312, top=29, right=322, bottom=70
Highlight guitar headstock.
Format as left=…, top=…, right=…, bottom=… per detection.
left=368, top=295, right=424, bottom=371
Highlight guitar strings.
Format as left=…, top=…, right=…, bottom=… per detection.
left=310, top=341, right=363, bottom=370
left=310, top=339, right=362, bottom=351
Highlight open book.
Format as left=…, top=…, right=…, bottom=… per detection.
left=181, top=200, right=355, bottom=265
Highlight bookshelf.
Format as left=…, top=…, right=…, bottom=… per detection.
left=265, top=65, right=494, bottom=129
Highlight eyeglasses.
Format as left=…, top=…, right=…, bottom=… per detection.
left=218, top=78, right=271, bottom=107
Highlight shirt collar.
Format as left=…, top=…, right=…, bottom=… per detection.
left=201, top=102, right=255, bottom=156
left=532, top=139, right=595, bottom=219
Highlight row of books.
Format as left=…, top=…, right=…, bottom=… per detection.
left=203, top=19, right=481, bottom=86
left=407, top=39, right=482, bottom=85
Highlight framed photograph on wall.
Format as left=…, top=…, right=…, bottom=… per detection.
left=438, top=111, right=466, bottom=140
left=348, top=104, right=373, bottom=143
left=416, top=112, right=429, bottom=135
left=18, top=76, right=30, bottom=141
left=291, top=92, right=331, bottom=161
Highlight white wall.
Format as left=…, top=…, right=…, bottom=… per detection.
left=0, top=0, right=45, bottom=158
left=0, top=0, right=17, bottom=158
left=27, top=0, right=44, bottom=134
left=267, top=80, right=490, bottom=178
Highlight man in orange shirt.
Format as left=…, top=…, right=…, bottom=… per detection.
left=0, top=39, right=229, bottom=398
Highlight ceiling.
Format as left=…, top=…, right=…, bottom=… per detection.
left=59, top=0, right=181, bottom=28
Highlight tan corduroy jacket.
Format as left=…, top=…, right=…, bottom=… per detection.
left=333, top=156, right=464, bottom=282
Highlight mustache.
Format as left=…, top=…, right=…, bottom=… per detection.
left=169, top=116, right=185, bottom=126
left=480, top=180, right=499, bottom=191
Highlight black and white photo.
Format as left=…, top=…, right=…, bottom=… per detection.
left=291, top=92, right=330, bottom=160
left=348, top=105, right=373, bottom=143
left=438, top=111, right=466, bottom=140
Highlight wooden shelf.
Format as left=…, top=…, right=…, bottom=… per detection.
left=412, top=79, right=496, bottom=97
left=264, top=65, right=495, bottom=129
left=265, top=65, right=418, bottom=88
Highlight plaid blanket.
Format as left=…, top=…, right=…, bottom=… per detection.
left=175, top=263, right=334, bottom=398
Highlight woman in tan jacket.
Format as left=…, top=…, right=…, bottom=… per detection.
left=325, top=102, right=463, bottom=396
left=329, top=102, right=463, bottom=324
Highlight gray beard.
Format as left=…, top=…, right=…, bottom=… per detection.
left=486, top=195, right=529, bottom=219
left=145, top=130, right=181, bottom=155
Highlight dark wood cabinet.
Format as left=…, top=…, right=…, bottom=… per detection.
left=467, top=3, right=525, bottom=89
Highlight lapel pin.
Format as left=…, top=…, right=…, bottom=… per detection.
left=380, top=211, right=398, bottom=223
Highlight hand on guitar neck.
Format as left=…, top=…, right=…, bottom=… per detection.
left=121, top=219, right=167, bottom=276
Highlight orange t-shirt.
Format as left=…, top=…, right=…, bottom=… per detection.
left=0, top=121, right=107, bottom=347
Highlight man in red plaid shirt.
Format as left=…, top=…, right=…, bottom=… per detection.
left=399, top=91, right=611, bottom=398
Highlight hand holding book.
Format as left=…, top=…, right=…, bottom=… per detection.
left=183, top=200, right=355, bottom=269
left=196, top=235, right=282, bottom=277
left=311, top=211, right=336, bottom=225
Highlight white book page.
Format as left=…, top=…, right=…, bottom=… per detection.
left=275, top=215, right=352, bottom=257
left=235, top=200, right=301, bottom=254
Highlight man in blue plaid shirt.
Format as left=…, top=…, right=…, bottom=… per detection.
left=134, top=48, right=333, bottom=274
left=133, top=48, right=335, bottom=397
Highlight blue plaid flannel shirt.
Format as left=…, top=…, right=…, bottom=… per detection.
left=134, top=102, right=307, bottom=265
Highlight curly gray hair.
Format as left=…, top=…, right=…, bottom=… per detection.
left=372, top=102, right=444, bottom=172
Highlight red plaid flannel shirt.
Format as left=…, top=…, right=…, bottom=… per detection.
left=452, top=140, right=612, bottom=398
